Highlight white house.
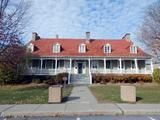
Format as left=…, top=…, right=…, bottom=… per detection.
left=26, top=32, right=153, bottom=84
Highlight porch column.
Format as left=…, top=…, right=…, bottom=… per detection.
left=104, top=58, right=106, bottom=73
left=88, top=58, right=91, bottom=73
left=135, top=58, right=138, bottom=73
left=69, top=58, right=72, bottom=72
left=119, top=58, right=122, bottom=73
left=55, top=57, right=58, bottom=74
left=88, top=58, right=92, bottom=84
left=40, top=58, right=43, bottom=69
left=68, top=58, right=72, bottom=84
left=150, top=59, right=153, bottom=73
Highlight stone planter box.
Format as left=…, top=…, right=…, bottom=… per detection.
left=48, top=85, right=62, bottom=103
left=120, top=85, right=136, bottom=103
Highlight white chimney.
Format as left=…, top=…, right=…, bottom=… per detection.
left=32, top=32, right=39, bottom=41
left=122, top=33, right=130, bottom=41
left=56, top=34, right=59, bottom=39
left=86, top=32, right=90, bottom=41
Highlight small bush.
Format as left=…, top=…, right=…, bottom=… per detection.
left=92, top=74, right=152, bottom=84
left=32, top=78, right=42, bottom=84
left=153, top=68, right=160, bottom=83
left=45, top=73, right=68, bottom=85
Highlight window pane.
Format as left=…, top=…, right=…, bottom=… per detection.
left=106, top=61, right=110, bottom=68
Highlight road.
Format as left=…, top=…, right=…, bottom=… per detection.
left=0, top=115, right=160, bottom=120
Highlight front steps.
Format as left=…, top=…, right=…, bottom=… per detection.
left=70, top=74, right=90, bottom=84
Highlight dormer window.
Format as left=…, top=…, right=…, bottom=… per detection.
left=104, top=44, right=111, bottom=53
left=130, top=45, right=137, bottom=54
left=27, top=43, right=34, bottom=52
left=79, top=43, right=86, bottom=53
left=53, top=43, right=60, bottom=53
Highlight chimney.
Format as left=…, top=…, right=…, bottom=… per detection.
left=32, top=32, right=39, bottom=41
left=56, top=34, right=59, bottom=39
left=122, top=33, right=130, bottom=41
left=86, top=32, right=90, bottom=43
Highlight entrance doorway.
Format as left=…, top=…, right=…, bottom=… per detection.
left=78, top=63, right=83, bottom=74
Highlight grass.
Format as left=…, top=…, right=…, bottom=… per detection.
left=0, top=84, right=73, bottom=104
left=89, top=85, right=160, bottom=103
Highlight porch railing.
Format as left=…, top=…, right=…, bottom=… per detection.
left=26, top=68, right=152, bottom=75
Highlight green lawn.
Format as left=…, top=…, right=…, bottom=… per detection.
left=89, top=85, right=160, bottom=103
left=0, top=84, right=73, bottom=104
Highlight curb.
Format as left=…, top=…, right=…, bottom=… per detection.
left=1, top=111, right=122, bottom=117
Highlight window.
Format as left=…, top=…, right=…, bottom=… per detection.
left=27, top=43, right=34, bottom=52
left=130, top=45, right=137, bottom=54
left=106, top=60, right=111, bottom=69
left=131, top=60, right=135, bottom=69
left=79, top=43, right=86, bottom=53
left=104, top=44, right=111, bottom=53
left=53, top=43, right=60, bottom=53
left=91, top=61, right=98, bottom=69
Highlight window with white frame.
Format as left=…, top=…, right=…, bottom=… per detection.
left=106, top=60, right=111, bottom=69
left=53, top=43, right=60, bottom=53
left=79, top=43, right=86, bottom=53
left=131, top=60, right=135, bottom=69
left=27, top=43, right=34, bottom=52
left=91, top=61, right=98, bottom=69
left=104, top=44, right=111, bottom=53
left=130, top=45, right=137, bottom=54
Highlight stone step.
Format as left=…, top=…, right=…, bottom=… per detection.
left=70, top=74, right=90, bottom=84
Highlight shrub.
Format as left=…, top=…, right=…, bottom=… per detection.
left=0, top=66, right=18, bottom=85
left=92, top=74, right=152, bottom=84
left=153, top=68, right=160, bottom=83
left=45, top=73, right=68, bottom=85
left=32, top=78, right=42, bottom=84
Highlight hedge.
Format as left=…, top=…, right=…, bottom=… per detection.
left=153, top=68, right=160, bottom=83
left=92, top=74, right=152, bottom=84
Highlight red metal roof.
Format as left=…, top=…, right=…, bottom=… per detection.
left=29, top=38, right=151, bottom=58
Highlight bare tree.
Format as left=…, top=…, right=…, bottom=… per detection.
left=0, top=0, right=30, bottom=67
left=138, top=0, right=160, bottom=62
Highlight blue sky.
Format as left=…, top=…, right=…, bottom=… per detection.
left=25, top=0, right=157, bottom=46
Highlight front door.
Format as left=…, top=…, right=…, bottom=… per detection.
left=78, top=63, right=83, bottom=74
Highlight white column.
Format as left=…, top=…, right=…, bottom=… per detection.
left=88, top=58, right=91, bottom=73
left=55, top=58, right=57, bottom=74
left=69, top=58, right=72, bottom=72
left=135, top=58, right=138, bottom=73
left=88, top=58, right=92, bottom=84
left=119, top=58, right=122, bottom=73
left=104, top=58, right=106, bottom=73
left=40, top=58, right=43, bottom=70
left=150, top=59, right=153, bottom=73
left=68, top=58, right=72, bottom=84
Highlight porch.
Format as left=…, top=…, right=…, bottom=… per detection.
left=26, top=57, right=153, bottom=75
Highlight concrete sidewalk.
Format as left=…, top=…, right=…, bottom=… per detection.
left=1, top=104, right=160, bottom=117
left=66, top=86, right=97, bottom=104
